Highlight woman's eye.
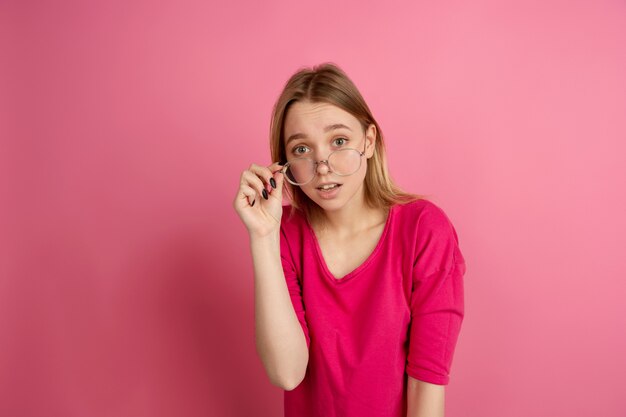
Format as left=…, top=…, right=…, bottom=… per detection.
left=292, top=138, right=347, bottom=155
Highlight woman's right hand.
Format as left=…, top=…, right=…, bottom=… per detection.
left=233, top=161, right=286, bottom=238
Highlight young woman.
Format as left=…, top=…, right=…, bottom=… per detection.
left=233, top=63, right=466, bottom=417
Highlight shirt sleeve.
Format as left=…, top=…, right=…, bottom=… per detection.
left=280, top=225, right=311, bottom=350
left=406, top=203, right=466, bottom=385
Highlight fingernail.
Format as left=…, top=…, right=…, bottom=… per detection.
left=270, top=178, right=276, bottom=189
left=251, top=199, right=255, bottom=206
left=262, top=189, right=268, bottom=200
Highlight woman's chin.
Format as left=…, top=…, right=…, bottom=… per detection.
left=308, top=193, right=347, bottom=211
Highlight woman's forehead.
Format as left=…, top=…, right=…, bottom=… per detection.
left=284, top=101, right=359, bottom=136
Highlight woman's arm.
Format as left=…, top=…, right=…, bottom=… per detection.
left=251, top=231, right=309, bottom=391
left=407, top=375, right=445, bottom=417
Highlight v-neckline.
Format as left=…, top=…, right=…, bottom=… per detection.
left=305, top=205, right=395, bottom=285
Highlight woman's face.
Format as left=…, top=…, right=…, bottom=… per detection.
left=283, top=100, right=376, bottom=212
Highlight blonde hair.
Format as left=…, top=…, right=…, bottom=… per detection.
left=269, top=62, right=428, bottom=227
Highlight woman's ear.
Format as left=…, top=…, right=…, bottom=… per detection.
left=365, top=124, right=377, bottom=158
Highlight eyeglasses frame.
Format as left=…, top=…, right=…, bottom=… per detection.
left=280, top=135, right=368, bottom=186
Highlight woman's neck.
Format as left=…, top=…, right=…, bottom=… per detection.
left=312, top=205, right=389, bottom=240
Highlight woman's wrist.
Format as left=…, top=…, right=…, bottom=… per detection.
left=249, top=228, right=280, bottom=245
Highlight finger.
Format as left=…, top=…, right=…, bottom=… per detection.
left=270, top=167, right=285, bottom=201
left=272, top=162, right=285, bottom=188
left=234, top=183, right=256, bottom=208
left=268, top=162, right=285, bottom=187
left=248, top=164, right=274, bottom=189
left=240, top=184, right=257, bottom=206
left=268, top=161, right=285, bottom=172
left=242, top=170, right=267, bottom=199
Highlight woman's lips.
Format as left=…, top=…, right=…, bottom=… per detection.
left=317, top=183, right=342, bottom=199
left=317, top=183, right=341, bottom=190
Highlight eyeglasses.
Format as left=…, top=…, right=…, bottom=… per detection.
left=280, top=138, right=367, bottom=186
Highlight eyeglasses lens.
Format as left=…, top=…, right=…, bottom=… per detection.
left=285, top=149, right=362, bottom=185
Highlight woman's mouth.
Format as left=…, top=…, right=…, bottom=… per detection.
left=317, top=183, right=341, bottom=190
left=316, top=183, right=342, bottom=199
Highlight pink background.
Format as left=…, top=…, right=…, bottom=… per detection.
left=2, top=1, right=626, bottom=416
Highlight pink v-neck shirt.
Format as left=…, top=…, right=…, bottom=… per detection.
left=279, top=198, right=466, bottom=417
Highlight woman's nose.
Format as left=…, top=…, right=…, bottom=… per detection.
left=315, top=159, right=330, bottom=175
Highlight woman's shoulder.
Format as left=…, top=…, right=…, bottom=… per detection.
left=394, top=197, right=443, bottom=217
left=394, top=198, right=458, bottom=232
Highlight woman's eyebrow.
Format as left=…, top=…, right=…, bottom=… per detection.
left=286, top=123, right=352, bottom=146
